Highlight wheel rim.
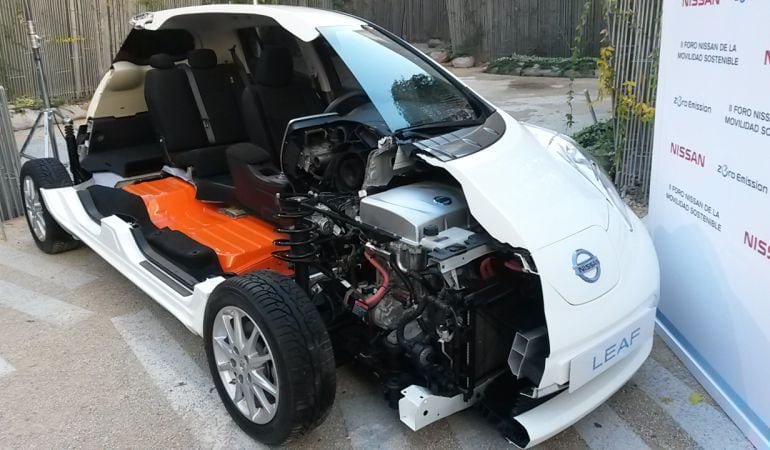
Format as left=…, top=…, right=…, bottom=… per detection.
left=212, top=306, right=279, bottom=424
left=23, top=176, right=46, bottom=241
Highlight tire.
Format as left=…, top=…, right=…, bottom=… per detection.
left=204, top=270, right=336, bottom=445
left=19, top=158, right=79, bottom=254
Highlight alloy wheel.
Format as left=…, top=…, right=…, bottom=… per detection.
left=23, top=176, right=46, bottom=241
left=212, top=306, right=279, bottom=424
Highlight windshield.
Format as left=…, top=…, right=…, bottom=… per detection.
left=319, top=25, right=481, bottom=132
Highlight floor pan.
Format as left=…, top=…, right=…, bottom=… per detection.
left=124, top=177, right=289, bottom=275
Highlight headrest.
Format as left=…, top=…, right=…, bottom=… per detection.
left=149, top=53, right=174, bottom=70
left=255, top=46, right=293, bottom=87
left=188, top=49, right=217, bottom=69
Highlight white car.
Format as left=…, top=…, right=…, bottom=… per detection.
left=19, top=5, right=659, bottom=447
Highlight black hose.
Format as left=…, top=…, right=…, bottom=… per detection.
left=389, top=252, right=416, bottom=306
left=396, top=296, right=427, bottom=348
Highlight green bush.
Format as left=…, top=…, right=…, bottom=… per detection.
left=486, top=54, right=597, bottom=77
left=12, top=96, right=43, bottom=110
left=572, top=120, right=616, bottom=177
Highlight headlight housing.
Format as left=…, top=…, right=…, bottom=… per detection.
left=547, top=134, right=634, bottom=231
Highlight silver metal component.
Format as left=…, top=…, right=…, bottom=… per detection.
left=363, top=136, right=398, bottom=188
left=360, top=182, right=470, bottom=245
left=218, top=206, right=248, bottom=219
left=446, top=269, right=462, bottom=290
left=436, top=244, right=495, bottom=273
left=399, top=377, right=493, bottom=432
left=18, top=0, right=63, bottom=162
left=161, top=165, right=194, bottom=183
left=22, top=176, right=46, bottom=241
left=420, top=227, right=475, bottom=251
left=0, top=87, right=24, bottom=238
left=278, top=113, right=338, bottom=177
left=437, top=327, right=453, bottom=343
left=514, top=252, right=538, bottom=275
left=371, top=295, right=408, bottom=330
left=521, top=382, right=568, bottom=399
left=390, top=241, right=426, bottom=272
left=130, top=12, right=154, bottom=29
left=393, top=145, right=415, bottom=173
left=507, top=326, right=549, bottom=384
left=297, top=139, right=334, bottom=174
left=310, top=213, right=335, bottom=235
left=364, top=241, right=391, bottom=258
left=440, top=341, right=454, bottom=368
left=212, top=306, right=279, bottom=425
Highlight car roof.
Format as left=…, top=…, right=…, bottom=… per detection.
left=135, top=4, right=366, bottom=42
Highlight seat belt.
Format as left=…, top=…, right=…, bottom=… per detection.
left=229, top=45, right=253, bottom=86
left=180, top=64, right=216, bottom=145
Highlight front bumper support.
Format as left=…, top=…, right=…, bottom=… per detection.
left=509, top=335, right=653, bottom=447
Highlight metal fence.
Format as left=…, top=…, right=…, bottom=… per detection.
left=444, top=0, right=605, bottom=62
left=339, top=0, right=451, bottom=43
left=0, top=0, right=333, bottom=104
left=0, top=86, right=23, bottom=239
left=0, top=0, right=606, bottom=104
left=609, top=0, right=662, bottom=203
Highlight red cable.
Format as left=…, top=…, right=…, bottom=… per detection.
left=357, top=251, right=390, bottom=307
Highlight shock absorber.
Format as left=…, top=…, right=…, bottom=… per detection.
left=272, top=194, right=318, bottom=293
left=63, top=119, right=90, bottom=184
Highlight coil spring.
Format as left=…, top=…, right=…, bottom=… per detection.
left=272, top=194, right=318, bottom=264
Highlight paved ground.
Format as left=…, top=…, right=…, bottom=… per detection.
left=453, top=67, right=612, bottom=134
left=2, top=70, right=752, bottom=449
left=0, top=218, right=753, bottom=449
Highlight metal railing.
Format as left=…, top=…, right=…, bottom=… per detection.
left=0, top=87, right=23, bottom=240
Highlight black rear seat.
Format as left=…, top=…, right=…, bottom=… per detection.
left=183, top=49, right=248, bottom=147
left=144, top=50, right=247, bottom=201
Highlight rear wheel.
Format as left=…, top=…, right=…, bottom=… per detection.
left=204, top=271, right=336, bottom=445
left=19, top=158, right=79, bottom=254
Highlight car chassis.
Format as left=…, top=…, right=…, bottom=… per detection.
left=19, top=5, right=660, bottom=447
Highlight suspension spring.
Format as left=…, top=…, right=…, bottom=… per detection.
left=272, top=194, right=318, bottom=292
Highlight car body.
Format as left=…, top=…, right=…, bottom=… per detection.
left=21, top=5, right=659, bottom=447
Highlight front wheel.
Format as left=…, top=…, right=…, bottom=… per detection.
left=204, top=271, right=336, bottom=445
left=19, top=158, right=79, bottom=254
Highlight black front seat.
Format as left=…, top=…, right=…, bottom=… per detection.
left=241, top=46, right=324, bottom=159
left=226, top=46, right=324, bottom=220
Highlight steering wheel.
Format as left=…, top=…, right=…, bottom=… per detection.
left=324, top=90, right=370, bottom=115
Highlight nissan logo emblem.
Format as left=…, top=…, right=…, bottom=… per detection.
left=572, top=249, right=601, bottom=283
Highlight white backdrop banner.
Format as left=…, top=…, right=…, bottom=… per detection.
left=648, top=0, right=770, bottom=447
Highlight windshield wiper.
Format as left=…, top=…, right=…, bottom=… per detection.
left=395, top=118, right=485, bottom=139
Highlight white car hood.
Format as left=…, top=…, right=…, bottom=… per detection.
left=418, top=111, right=610, bottom=252
left=417, top=111, right=620, bottom=305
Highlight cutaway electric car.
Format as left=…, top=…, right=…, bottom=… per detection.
left=19, top=5, right=660, bottom=447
